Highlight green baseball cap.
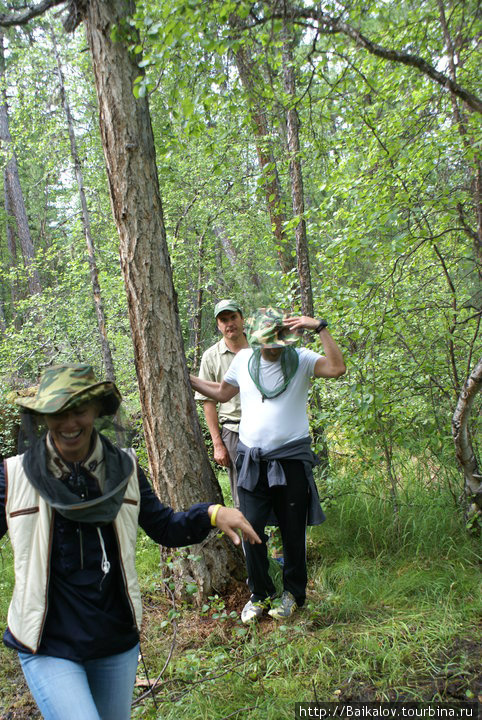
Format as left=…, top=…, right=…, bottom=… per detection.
left=245, top=307, right=300, bottom=348
left=214, top=299, right=242, bottom=318
left=15, top=364, right=122, bottom=416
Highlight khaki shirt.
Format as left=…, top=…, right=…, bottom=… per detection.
left=195, top=337, right=241, bottom=432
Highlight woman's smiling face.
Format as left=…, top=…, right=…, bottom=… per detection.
left=45, top=402, right=99, bottom=462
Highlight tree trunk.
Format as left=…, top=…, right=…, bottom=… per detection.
left=230, top=15, right=295, bottom=275
left=0, top=295, right=6, bottom=333
left=213, top=224, right=261, bottom=289
left=0, top=31, right=41, bottom=298
left=193, top=230, right=204, bottom=372
left=282, top=17, right=313, bottom=316
left=452, top=356, right=482, bottom=529
left=75, top=0, right=243, bottom=599
left=3, top=170, right=19, bottom=326
left=51, top=28, right=116, bottom=382
left=214, top=224, right=237, bottom=267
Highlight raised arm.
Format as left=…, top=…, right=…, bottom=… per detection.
left=190, top=375, right=239, bottom=403
left=283, top=316, right=346, bottom=378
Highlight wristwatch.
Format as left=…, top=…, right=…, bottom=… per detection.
left=314, top=319, right=328, bottom=333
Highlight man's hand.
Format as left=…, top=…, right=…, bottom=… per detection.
left=208, top=505, right=261, bottom=546
left=284, top=315, right=346, bottom=378
left=213, top=439, right=231, bottom=467
left=283, top=315, right=319, bottom=332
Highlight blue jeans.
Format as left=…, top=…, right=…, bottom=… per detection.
left=18, top=643, right=139, bottom=720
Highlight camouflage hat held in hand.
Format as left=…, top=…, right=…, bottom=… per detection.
left=15, top=364, right=122, bottom=416
left=245, top=307, right=301, bottom=348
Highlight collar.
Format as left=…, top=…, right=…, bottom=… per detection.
left=219, top=337, right=236, bottom=355
left=23, top=431, right=133, bottom=525
left=219, top=335, right=249, bottom=355
left=46, top=431, right=106, bottom=491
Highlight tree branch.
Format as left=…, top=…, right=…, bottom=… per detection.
left=0, top=0, right=66, bottom=26
left=260, top=6, right=482, bottom=115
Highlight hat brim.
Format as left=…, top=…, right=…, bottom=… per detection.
left=215, top=305, right=242, bottom=317
left=15, top=382, right=122, bottom=417
left=251, top=328, right=300, bottom=349
left=259, top=341, right=288, bottom=348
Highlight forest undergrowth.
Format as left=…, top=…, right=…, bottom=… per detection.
left=0, top=463, right=480, bottom=720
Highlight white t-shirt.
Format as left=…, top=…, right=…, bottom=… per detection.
left=224, top=347, right=321, bottom=452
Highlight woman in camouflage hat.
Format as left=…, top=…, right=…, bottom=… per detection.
left=1, top=364, right=260, bottom=720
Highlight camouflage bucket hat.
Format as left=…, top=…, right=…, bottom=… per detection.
left=15, top=364, right=122, bottom=416
left=245, top=307, right=300, bottom=348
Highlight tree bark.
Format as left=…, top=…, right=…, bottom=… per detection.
left=0, top=30, right=41, bottom=298
left=452, top=356, right=482, bottom=527
left=76, top=0, right=243, bottom=599
left=51, top=28, right=116, bottom=382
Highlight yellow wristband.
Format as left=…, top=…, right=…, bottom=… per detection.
left=210, top=504, right=222, bottom=527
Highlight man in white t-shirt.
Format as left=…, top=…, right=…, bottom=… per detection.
left=190, top=308, right=346, bottom=623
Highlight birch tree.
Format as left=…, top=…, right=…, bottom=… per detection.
left=51, top=28, right=116, bottom=382
left=0, top=30, right=41, bottom=300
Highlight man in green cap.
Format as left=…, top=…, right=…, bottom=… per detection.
left=194, top=299, right=248, bottom=508
left=190, top=309, right=346, bottom=623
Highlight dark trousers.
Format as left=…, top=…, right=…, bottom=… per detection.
left=238, top=459, right=309, bottom=606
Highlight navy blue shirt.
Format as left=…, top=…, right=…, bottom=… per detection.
left=0, top=458, right=212, bottom=661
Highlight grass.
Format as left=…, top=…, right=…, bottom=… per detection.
left=0, top=465, right=480, bottom=719
left=130, top=467, right=481, bottom=719
left=128, top=542, right=480, bottom=720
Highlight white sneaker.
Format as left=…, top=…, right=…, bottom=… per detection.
left=241, top=598, right=265, bottom=624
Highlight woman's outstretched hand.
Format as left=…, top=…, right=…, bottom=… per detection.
left=208, top=505, right=261, bottom=546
